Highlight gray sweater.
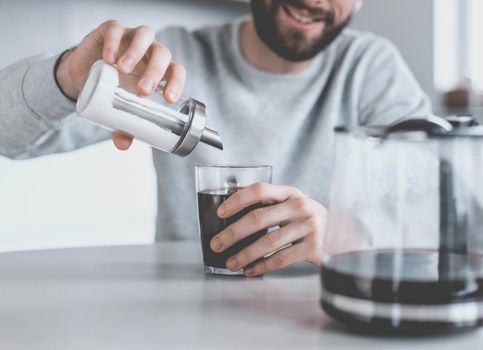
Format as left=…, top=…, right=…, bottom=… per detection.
left=0, top=20, right=431, bottom=241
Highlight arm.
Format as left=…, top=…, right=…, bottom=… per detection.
left=0, top=54, right=77, bottom=159
left=0, top=20, right=187, bottom=159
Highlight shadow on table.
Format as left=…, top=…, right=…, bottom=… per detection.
left=200, top=267, right=477, bottom=343
left=266, top=262, right=319, bottom=278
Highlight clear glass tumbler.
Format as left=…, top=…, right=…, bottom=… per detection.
left=195, top=165, right=272, bottom=275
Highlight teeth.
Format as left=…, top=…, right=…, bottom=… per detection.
left=286, top=6, right=315, bottom=24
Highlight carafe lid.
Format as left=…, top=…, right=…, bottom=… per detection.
left=335, top=115, right=483, bottom=139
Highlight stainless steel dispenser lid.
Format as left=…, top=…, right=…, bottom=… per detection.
left=171, top=99, right=223, bottom=157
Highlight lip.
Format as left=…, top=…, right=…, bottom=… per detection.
left=281, top=4, right=325, bottom=31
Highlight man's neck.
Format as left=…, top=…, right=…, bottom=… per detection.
left=240, top=19, right=314, bottom=74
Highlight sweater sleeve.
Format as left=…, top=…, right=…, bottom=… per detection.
left=0, top=53, right=110, bottom=159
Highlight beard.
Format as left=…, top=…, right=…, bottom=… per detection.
left=251, top=0, right=352, bottom=62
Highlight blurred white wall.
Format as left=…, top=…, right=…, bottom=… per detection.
left=0, top=0, right=439, bottom=252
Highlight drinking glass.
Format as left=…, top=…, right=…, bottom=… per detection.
left=196, top=165, right=272, bottom=275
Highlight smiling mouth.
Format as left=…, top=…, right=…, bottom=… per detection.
left=282, top=4, right=325, bottom=25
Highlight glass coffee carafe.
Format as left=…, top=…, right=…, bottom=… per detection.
left=321, top=115, right=483, bottom=334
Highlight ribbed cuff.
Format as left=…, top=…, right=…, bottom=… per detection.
left=23, top=53, right=76, bottom=125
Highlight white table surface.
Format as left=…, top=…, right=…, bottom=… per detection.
left=0, top=242, right=482, bottom=349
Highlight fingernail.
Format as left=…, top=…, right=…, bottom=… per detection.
left=121, top=56, right=135, bottom=70
left=106, top=50, right=117, bottom=62
left=227, top=258, right=238, bottom=271
left=140, top=78, right=155, bottom=93
left=217, top=207, right=226, bottom=217
left=211, top=237, right=223, bottom=251
left=166, top=89, right=177, bottom=102
left=244, top=268, right=254, bottom=276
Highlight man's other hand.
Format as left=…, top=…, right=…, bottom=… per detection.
left=210, top=183, right=327, bottom=277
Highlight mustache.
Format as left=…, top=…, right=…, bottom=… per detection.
left=277, top=0, right=335, bottom=24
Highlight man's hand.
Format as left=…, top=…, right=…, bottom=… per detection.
left=210, top=183, right=327, bottom=277
left=55, top=20, right=186, bottom=150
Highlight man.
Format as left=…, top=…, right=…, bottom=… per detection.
left=0, top=0, right=431, bottom=276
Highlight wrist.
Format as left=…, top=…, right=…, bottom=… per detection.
left=54, top=48, right=79, bottom=102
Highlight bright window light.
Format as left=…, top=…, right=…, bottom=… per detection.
left=468, top=0, right=483, bottom=91
left=434, top=0, right=481, bottom=92
left=434, top=0, right=458, bottom=92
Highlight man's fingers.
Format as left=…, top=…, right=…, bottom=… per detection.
left=244, top=242, right=308, bottom=277
left=225, top=221, right=310, bottom=271
left=96, top=21, right=179, bottom=98
left=162, top=61, right=187, bottom=103
left=101, top=20, right=124, bottom=64
left=212, top=200, right=303, bottom=253
left=137, top=43, right=173, bottom=96
left=112, top=131, right=133, bottom=150
left=217, top=183, right=302, bottom=219
left=117, top=25, right=157, bottom=74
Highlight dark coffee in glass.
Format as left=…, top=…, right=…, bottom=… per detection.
left=195, top=166, right=272, bottom=275
left=197, top=189, right=268, bottom=271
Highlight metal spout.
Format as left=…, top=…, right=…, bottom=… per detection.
left=201, top=127, right=223, bottom=150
